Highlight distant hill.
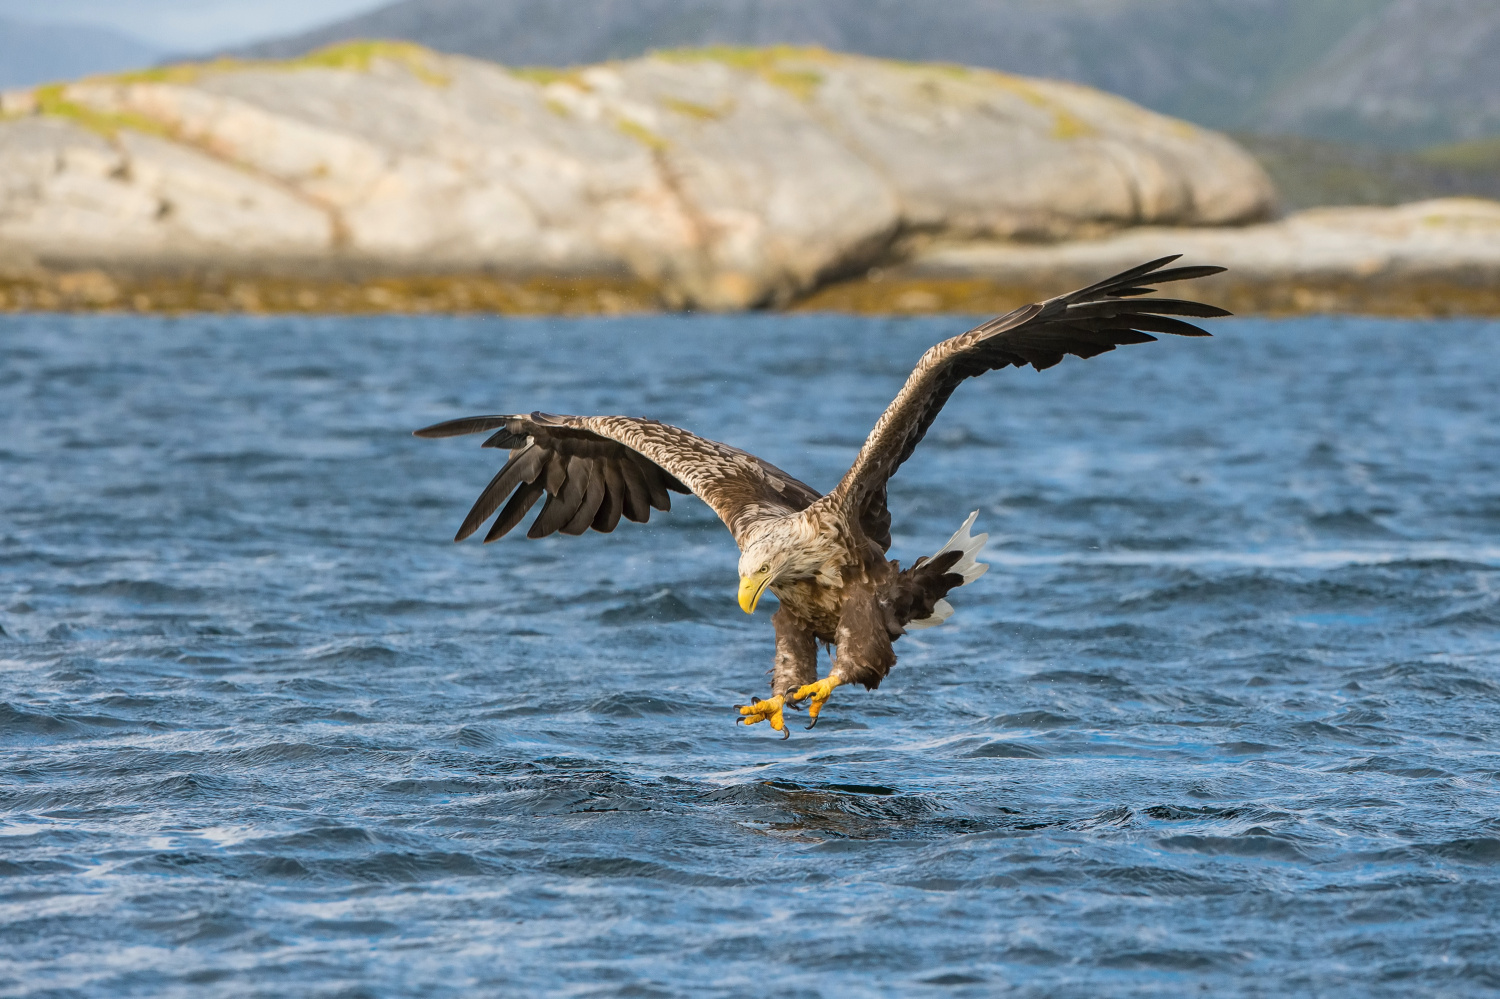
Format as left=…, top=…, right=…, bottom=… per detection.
left=0, top=16, right=159, bottom=90
left=1261, top=0, right=1500, bottom=147
left=1237, top=135, right=1500, bottom=210
left=226, top=0, right=1494, bottom=147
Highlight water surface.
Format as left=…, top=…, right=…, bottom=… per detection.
left=2, top=312, right=1498, bottom=997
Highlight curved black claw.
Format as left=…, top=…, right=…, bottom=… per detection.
left=806, top=715, right=820, bottom=730
left=780, top=726, right=790, bottom=741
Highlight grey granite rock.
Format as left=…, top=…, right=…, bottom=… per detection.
left=0, top=45, right=1276, bottom=308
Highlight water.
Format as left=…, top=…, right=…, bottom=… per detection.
left=1, top=311, right=1498, bottom=997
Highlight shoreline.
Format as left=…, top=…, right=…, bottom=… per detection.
left=5, top=266, right=1497, bottom=320
left=6, top=197, right=1499, bottom=319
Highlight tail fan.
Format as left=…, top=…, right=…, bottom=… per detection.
left=907, top=511, right=989, bottom=630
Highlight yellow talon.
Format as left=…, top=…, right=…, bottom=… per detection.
left=792, top=677, right=843, bottom=728
left=737, top=695, right=788, bottom=738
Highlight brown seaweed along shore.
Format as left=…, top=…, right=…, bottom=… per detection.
left=1, top=43, right=1497, bottom=316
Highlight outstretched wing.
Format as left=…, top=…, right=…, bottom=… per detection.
left=831, top=256, right=1230, bottom=549
left=415, top=411, right=820, bottom=545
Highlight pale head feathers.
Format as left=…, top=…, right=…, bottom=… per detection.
left=738, top=512, right=847, bottom=586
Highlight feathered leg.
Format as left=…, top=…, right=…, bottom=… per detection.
left=792, top=584, right=897, bottom=728
left=738, top=608, right=818, bottom=737
left=772, top=609, right=819, bottom=698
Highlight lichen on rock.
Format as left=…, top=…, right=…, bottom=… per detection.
left=0, top=42, right=1287, bottom=312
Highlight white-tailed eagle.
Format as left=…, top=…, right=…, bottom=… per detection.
left=416, top=257, right=1228, bottom=736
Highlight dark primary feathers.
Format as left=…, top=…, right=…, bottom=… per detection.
left=831, top=255, right=1230, bottom=548
left=414, top=411, right=820, bottom=544
left=418, top=257, right=1228, bottom=551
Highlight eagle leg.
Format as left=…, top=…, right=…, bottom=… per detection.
left=737, top=696, right=789, bottom=739
left=736, top=609, right=818, bottom=739
left=771, top=608, right=819, bottom=699
left=790, top=676, right=843, bottom=729
left=789, top=585, right=894, bottom=728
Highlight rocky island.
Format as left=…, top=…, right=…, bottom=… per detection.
left=0, top=42, right=1495, bottom=315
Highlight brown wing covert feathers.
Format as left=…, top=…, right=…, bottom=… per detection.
left=413, top=411, right=821, bottom=545
left=828, top=255, right=1231, bottom=546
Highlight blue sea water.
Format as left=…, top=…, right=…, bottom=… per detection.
left=1, top=311, right=1498, bottom=997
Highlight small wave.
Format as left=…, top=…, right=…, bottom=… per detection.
left=586, top=692, right=686, bottom=717
left=379, top=778, right=495, bottom=795
left=65, top=580, right=206, bottom=603
left=543, top=855, right=744, bottom=887
left=1290, top=720, right=1391, bottom=746
left=336, top=598, right=473, bottom=616
left=231, top=743, right=345, bottom=766
left=965, top=740, right=1046, bottom=759
left=304, top=644, right=401, bottom=667
left=0, top=702, right=139, bottom=737
left=1307, top=510, right=1402, bottom=539
left=1331, top=755, right=1454, bottom=779
left=328, top=850, right=490, bottom=884
left=1097, top=949, right=1225, bottom=971
left=991, top=620, right=1158, bottom=642
left=141, top=773, right=246, bottom=801
left=1091, top=865, right=1231, bottom=896
left=1425, top=605, right=1500, bottom=628
left=1353, top=661, right=1500, bottom=697
left=1158, top=833, right=1308, bottom=861
left=0, top=703, right=82, bottom=736
left=1216, top=741, right=1283, bottom=755
left=704, top=780, right=953, bottom=839
left=1418, top=838, right=1500, bottom=864
left=442, top=725, right=497, bottom=748
left=920, top=972, right=990, bottom=985
left=1026, top=670, right=1136, bottom=691
left=244, top=826, right=380, bottom=851
left=988, top=710, right=1078, bottom=730
left=183, top=451, right=286, bottom=467
left=598, top=588, right=703, bottom=624
left=0, top=859, right=82, bottom=877
left=304, top=918, right=398, bottom=936
left=277, top=677, right=355, bottom=697
left=265, top=366, right=335, bottom=380
left=1143, top=804, right=1293, bottom=823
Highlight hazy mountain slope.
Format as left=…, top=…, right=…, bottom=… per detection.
left=1260, top=0, right=1500, bottom=147
left=228, top=0, right=1389, bottom=132
left=1237, top=135, right=1500, bottom=210
left=0, top=16, right=159, bottom=89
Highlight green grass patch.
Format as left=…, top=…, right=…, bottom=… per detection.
left=282, top=40, right=450, bottom=86
left=987, top=75, right=1096, bottom=140
left=32, top=83, right=172, bottom=139
left=510, top=66, right=589, bottom=88
left=654, top=46, right=828, bottom=101
left=662, top=97, right=729, bottom=121
left=1420, top=137, right=1500, bottom=170
left=615, top=118, right=668, bottom=150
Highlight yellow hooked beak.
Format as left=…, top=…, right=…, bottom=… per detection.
left=738, top=572, right=771, bottom=614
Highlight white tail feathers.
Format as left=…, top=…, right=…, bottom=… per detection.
left=906, top=510, right=989, bottom=630
left=908, top=598, right=955, bottom=630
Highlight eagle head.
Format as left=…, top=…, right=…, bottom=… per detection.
left=736, top=518, right=832, bottom=614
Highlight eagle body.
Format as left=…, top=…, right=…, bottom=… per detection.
left=417, top=257, right=1230, bottom=735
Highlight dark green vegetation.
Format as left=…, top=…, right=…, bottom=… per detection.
left=1240, top=135, right=1500, bottom=211
left=231, top=0, right=1498, bottom=148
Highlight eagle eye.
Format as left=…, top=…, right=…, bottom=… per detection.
left=758, top=562, right=770, bottom=575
